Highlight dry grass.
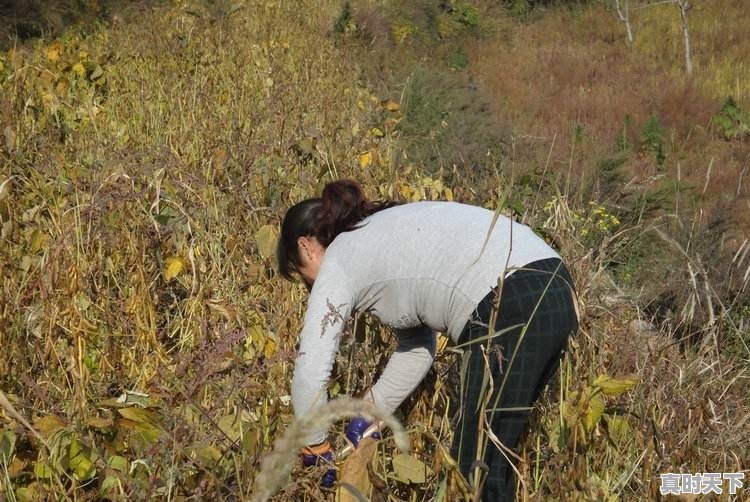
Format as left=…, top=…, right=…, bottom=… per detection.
left=0, top=1, right=748, bottom=501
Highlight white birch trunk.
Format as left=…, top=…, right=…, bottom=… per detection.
left=676, top=0, right=693, bottom=75
left=614, top=0, right=634, bottom=43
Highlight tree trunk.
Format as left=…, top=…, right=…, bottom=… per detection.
left=677, top=0, right=693, bottom=75
left=614, top=0, right=634, bottom=43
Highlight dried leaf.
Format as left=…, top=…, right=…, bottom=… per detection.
left=101, top=476, right=121, bottom=499
left=218, top=413, right=242, bottom=442
left=392, top=453, right=433, bottom=484
left=46, top=42, right=63, bottom=62
left=89, top=64, right=104, bottom=81
left=29, top=229, right=48, bottom=253
left=85, top=417, right=114, bottom=429
left=254, top=224, right=278, bottom=260
left=603, top=414, right=631, bottom=444
left=0, top=176, right=15, bottom=200
left=337, top=437, right=378, bottom=502
left=33, top=415, right=66, bottom=439
left=191, top=444, right=222, bottom=467
left=381, top=99, right=400, bottom=112
left=117, top=407, right=160, bottom=424
left=116, top=407, right=161, bottom=444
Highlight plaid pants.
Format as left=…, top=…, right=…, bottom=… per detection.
left=451, top=258, right=579, bottom=501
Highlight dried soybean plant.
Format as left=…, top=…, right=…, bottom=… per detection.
left=251, top=397, right=409, bottom=502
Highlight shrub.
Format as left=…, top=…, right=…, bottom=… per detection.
left=714, top=96, right=750, bottom=140
left=640, top=113, right=666, bottom=168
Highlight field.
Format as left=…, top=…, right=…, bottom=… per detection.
left=0, top=0, right=748, bottom=500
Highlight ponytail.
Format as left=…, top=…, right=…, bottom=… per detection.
left=314, top=180, right=395, bottom=246
left=277, top=180, right=398, bottom=280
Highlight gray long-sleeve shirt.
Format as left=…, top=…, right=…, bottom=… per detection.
left=291, top=201, right=560, bottom=444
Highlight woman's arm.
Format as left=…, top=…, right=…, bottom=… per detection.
left=291, top=262, right=353, bottom=445
left=367, top=326, right=437, bottom=412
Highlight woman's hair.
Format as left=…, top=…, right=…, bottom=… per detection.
left=276, top=180, right=398, bottom=280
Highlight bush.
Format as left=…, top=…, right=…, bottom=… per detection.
left=714, top=96, right=750, bottom=140
left=397, top=66, right=507, bottom=171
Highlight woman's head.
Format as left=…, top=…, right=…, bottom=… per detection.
left=277, top=180, right=396, bottom=284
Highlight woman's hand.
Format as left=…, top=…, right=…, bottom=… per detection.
left=300, top=441, right=336, bottom=488
left=345, top=417, right=381, bottom=448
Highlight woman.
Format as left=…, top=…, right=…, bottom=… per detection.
left=276, top=179, right=578, bottom=500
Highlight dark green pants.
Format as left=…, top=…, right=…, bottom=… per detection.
left=451, top=258, right=578, bottom=501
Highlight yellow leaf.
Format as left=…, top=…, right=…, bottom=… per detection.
left=398, top=183, right=412, bottom=200
left=381, top=99, right=400, bottom=112
left=337, top=437, right=378, bottom=502
left=358, top=151, right=372, bottom=168
left=583, top=394, right=605, bottom=433
left=593, top=374, right=638, bottom=397
left=370, top=127, right=384, bottom=138
left=72, top=62, right=86, bottom=77
left=444, top=187, right=454, bottom=201
left=392, top=454, right=433, bottom=484
left=46, top=42, right=63, bottom=62
left=163, top=256, right=184, bottom=281
left=254, top=224, right=278, bottom=260
left=263, top=335, right=278, bottom=358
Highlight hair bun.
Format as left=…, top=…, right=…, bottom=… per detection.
left=315, top=180, right=367, bottom=245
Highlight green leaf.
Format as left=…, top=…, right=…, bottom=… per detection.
left=107, top=455, right=129, bottom=473
left=0, top=429, right=16, bottom=464
left=15, top=483, right=40, bottom=502
left=34, top=459, right=54, bottom=480
left=69, top=438, right=96, bottom=481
